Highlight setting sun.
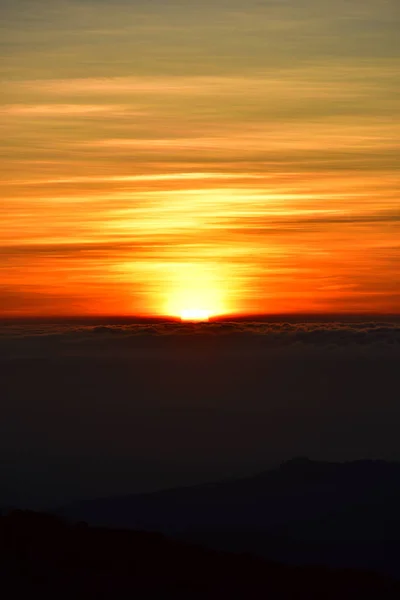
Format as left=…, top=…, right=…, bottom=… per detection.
left=179, top=308, right=211, bottom=322
left=162, top=263, right=228, bottom=321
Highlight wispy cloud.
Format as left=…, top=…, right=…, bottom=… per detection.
left=1, top=172, right=264, bottom=186
left=0, top=104, right=142, bottom=117
left=6, top=66, right=397, bottom=98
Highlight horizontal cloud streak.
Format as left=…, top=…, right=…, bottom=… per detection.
left=0, top=104, right=139, bottom=117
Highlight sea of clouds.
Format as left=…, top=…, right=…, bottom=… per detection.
left=2, top=318, right=400, bottom=507
left=1, top=320, right=399, bottom=359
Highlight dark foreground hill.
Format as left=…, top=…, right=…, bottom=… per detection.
left=1, top=510, right=399, bottom=599
left=59, top=458, right=400, bottom=576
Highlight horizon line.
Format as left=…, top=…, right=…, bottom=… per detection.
left=1, top=312, right=400, bottom=324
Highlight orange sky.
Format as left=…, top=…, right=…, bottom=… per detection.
left=1, top=1, right=399, bottom=317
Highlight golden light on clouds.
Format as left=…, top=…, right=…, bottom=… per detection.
left=1, top=0, right=399, bottom=317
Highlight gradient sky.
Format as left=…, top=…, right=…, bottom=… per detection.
left=1, top=0, right=399, bottom=317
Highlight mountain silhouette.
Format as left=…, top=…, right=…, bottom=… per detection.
left=58, top=458, right=400, bottom=576
left=2, top=509, right=399, bottom=599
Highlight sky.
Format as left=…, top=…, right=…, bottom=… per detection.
left=1, top=0, right=399, bottom=317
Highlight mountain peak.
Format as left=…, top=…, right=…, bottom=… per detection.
left=281, top=457, right=314, bottom=467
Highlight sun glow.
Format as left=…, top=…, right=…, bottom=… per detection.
left=163, top=263, right=228, bottom=321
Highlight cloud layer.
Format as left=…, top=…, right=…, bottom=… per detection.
left=2, top=317, right=400, bottom=508
left=1, top=320, right=399, bottom=359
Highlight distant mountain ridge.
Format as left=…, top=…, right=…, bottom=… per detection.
left=3, top=510, right=399, bottom=599
left=58, top=458, right=400, bottom=576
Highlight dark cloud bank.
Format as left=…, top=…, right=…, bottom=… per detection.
left=1, top=319, right=400, bottom=509
left=1, top=319, right=400, bottom=358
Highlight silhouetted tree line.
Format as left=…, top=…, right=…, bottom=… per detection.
left=1, top=510, right=399, bottom=599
